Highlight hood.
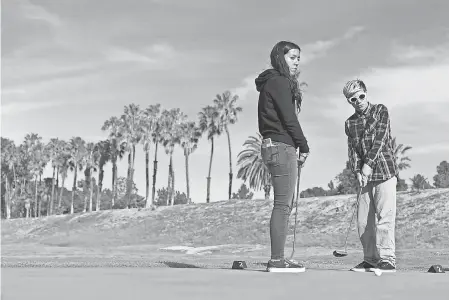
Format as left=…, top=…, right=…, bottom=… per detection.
left=255, top=68, right=281, bottom=92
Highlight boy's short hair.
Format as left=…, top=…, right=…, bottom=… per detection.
left=343, top=79, right=367, bottom=99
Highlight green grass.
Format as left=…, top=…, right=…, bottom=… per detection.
left=2, top=188, right=448, bottom=253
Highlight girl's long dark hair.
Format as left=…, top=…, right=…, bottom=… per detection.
left=270, top=41, right=303, bottom=113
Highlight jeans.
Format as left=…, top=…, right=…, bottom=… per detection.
left=357, top=176, right=397, bottom=266
left=261, top=140, right=298, bottom=260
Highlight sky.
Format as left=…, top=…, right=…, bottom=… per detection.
left=2, top=0, right=449, bottom=203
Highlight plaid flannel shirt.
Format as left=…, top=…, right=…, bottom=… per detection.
left=344, top=103, right=398, bottom=182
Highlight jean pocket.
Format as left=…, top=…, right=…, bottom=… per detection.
left=261, top=145, right=280, bottom=165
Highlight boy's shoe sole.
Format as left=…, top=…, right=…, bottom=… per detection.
left=267, top=267, right=306, bottom=273
left=350, top=267, right=375, bottom=273
left=372, top=268, right=396, bottom=273
left=376, top=261, right=397, bottom=273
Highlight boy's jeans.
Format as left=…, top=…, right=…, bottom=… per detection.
left=261, top=139, right=297, bottom=259
left=357, top=176, right=397, bottom=266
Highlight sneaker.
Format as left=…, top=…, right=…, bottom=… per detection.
left=266, top=258, right=306, bottom=273
left=350, top=261, right=376, bottom=272
left=376, top=260, right=396, bottom=273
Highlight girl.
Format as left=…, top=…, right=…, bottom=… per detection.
left=256, top=40, right=310, bottom=273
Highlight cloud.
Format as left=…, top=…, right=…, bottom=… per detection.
left=320, top=40, right=449, bottom=121
left=411, top=143, right=449, bottom=155
left=19, top=0, right=62, bottom=27
left=105, top=43, right=176, bottom=68
left=391, top=42, right=449, bottom=63
left=232, top=26, right=366, bottom=103
left=301, top=26, right=365, bottom=64
left=1, top=101, right=64, bottom=116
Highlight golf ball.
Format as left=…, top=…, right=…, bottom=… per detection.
left=374, top=269, right=382, bottom=276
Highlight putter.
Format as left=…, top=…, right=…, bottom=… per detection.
left=333, top=187, right=362, bottom=257
left=289, top=164, right=302, bottom=260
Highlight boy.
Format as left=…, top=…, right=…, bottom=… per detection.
left=343, top=79, right=399, bottom=273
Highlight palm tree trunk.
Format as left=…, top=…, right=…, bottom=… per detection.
left=58, top=175, right=65, bottom=210
left=145, top=149, right=150, bottom=208
left=5, top=179, right=11, bottom=219
left=112, top=158, right=117, bottom=208
left=71, top=165, right=78, bottom=214
left=50, top=166, right=56, bottom=215
left=55, top=166, right=60, bottom=209
left=96, top=172, right=101, bottom=211
left=12, top=165, right=17, bottom=200
left=96, top=166, right=104, bottom=212
left=56, top=166, right=60, bottom=188
left=152, top=142, right=159, bottom=206
left=166, top=158, right=172, bottom=206
left=34, top=178, right=38, bottom=218
left=83, top=169, right=89, bottom=213
left=38, top=174, right=42, bottom=218
left=89, top=170, right=93, bottom=212
left=127, top=145, right=136, bottom=208
left=225, top=126, right=233, bottom=200
left=126, top=152, right=132, bottom=207
left=206, top=138, right=214, bottom=203
left=20, top=178, right=25, bottom=197
left=170, top=154, right=175, bottom=206
left=185, top=152, right=191, bottom=204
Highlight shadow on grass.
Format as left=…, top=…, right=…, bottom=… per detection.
left=159, top=261, right=201, bottom=268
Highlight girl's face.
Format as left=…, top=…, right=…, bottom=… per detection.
left=284, top=49, right=300, bottom=76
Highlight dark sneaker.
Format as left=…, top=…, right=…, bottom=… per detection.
left=376, top=260, right=396, bottom=273
left=266, top=258, right=306, bottom=273
left=350, top=261, right=376, bottom=272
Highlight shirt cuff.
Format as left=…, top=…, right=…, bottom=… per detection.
left=364, top=158, right=376, bottom=169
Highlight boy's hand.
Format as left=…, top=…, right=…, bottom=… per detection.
left=357, top=172, right=367, bottom=187
left=361, top=164, right=372, bottom=177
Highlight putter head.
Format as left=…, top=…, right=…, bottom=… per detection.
left=333, top=250, right=348, bottom=257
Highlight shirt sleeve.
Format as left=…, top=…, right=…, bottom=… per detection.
left=364, top=104, right=390, bottom=169
left=345, top=120, right=362, bottom=173
left=266, top=77, right=310, bottom=153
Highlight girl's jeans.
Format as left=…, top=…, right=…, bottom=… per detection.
left=261, top=139, right=298, bottom=260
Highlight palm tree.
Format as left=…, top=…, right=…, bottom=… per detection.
left=160, top=108, right=187, bottom=206
left=120, top=104, right=143, bottom=208
left=391, top=137, right=412, bottom=173
left=51, top=139, right=69, bottom=213
left=142, top=104, right=160, bottom=208
left=237, top=133, right=272, bottom=199
left=148, top=104, right=163, bottom=207
left=23, top=133, right=49, bottom=217
left=45, top=138, right=62, bottom=215
left=1, top=138, right=18, bottom=219
left=101, top=116, right=126, bottom=207
left=213, top=90, right=243, bottom=200
left=94, top=140, right=111, bottom=211
left=198, top=105, right=222, bottom=203
left=84, top=142, right=99, bottom=212
left=179, top=121, right=203, bottom=203
left=56, top=148, right=71, bottom=212
left=68, top=137, right=87, bottom=214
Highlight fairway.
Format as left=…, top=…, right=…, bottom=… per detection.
left=2, top=267, right=448, bottom=300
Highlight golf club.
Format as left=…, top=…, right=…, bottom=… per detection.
left=289, top=163, right=302, bottom=260
left=333, top=186, right=362, bottom=257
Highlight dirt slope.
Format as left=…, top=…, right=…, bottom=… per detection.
left=2, top=189, right=448, bottom=252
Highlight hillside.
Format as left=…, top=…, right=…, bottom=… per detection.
left=1, top=189, right=448, bottom=269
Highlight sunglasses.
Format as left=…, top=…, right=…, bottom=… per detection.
left=348, top=93, right=366, bottom=104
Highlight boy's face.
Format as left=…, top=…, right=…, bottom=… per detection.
left=347, top=90, right=368, bottom=112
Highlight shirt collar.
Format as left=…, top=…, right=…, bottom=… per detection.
left=356, top=102, right=372, bottom=117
